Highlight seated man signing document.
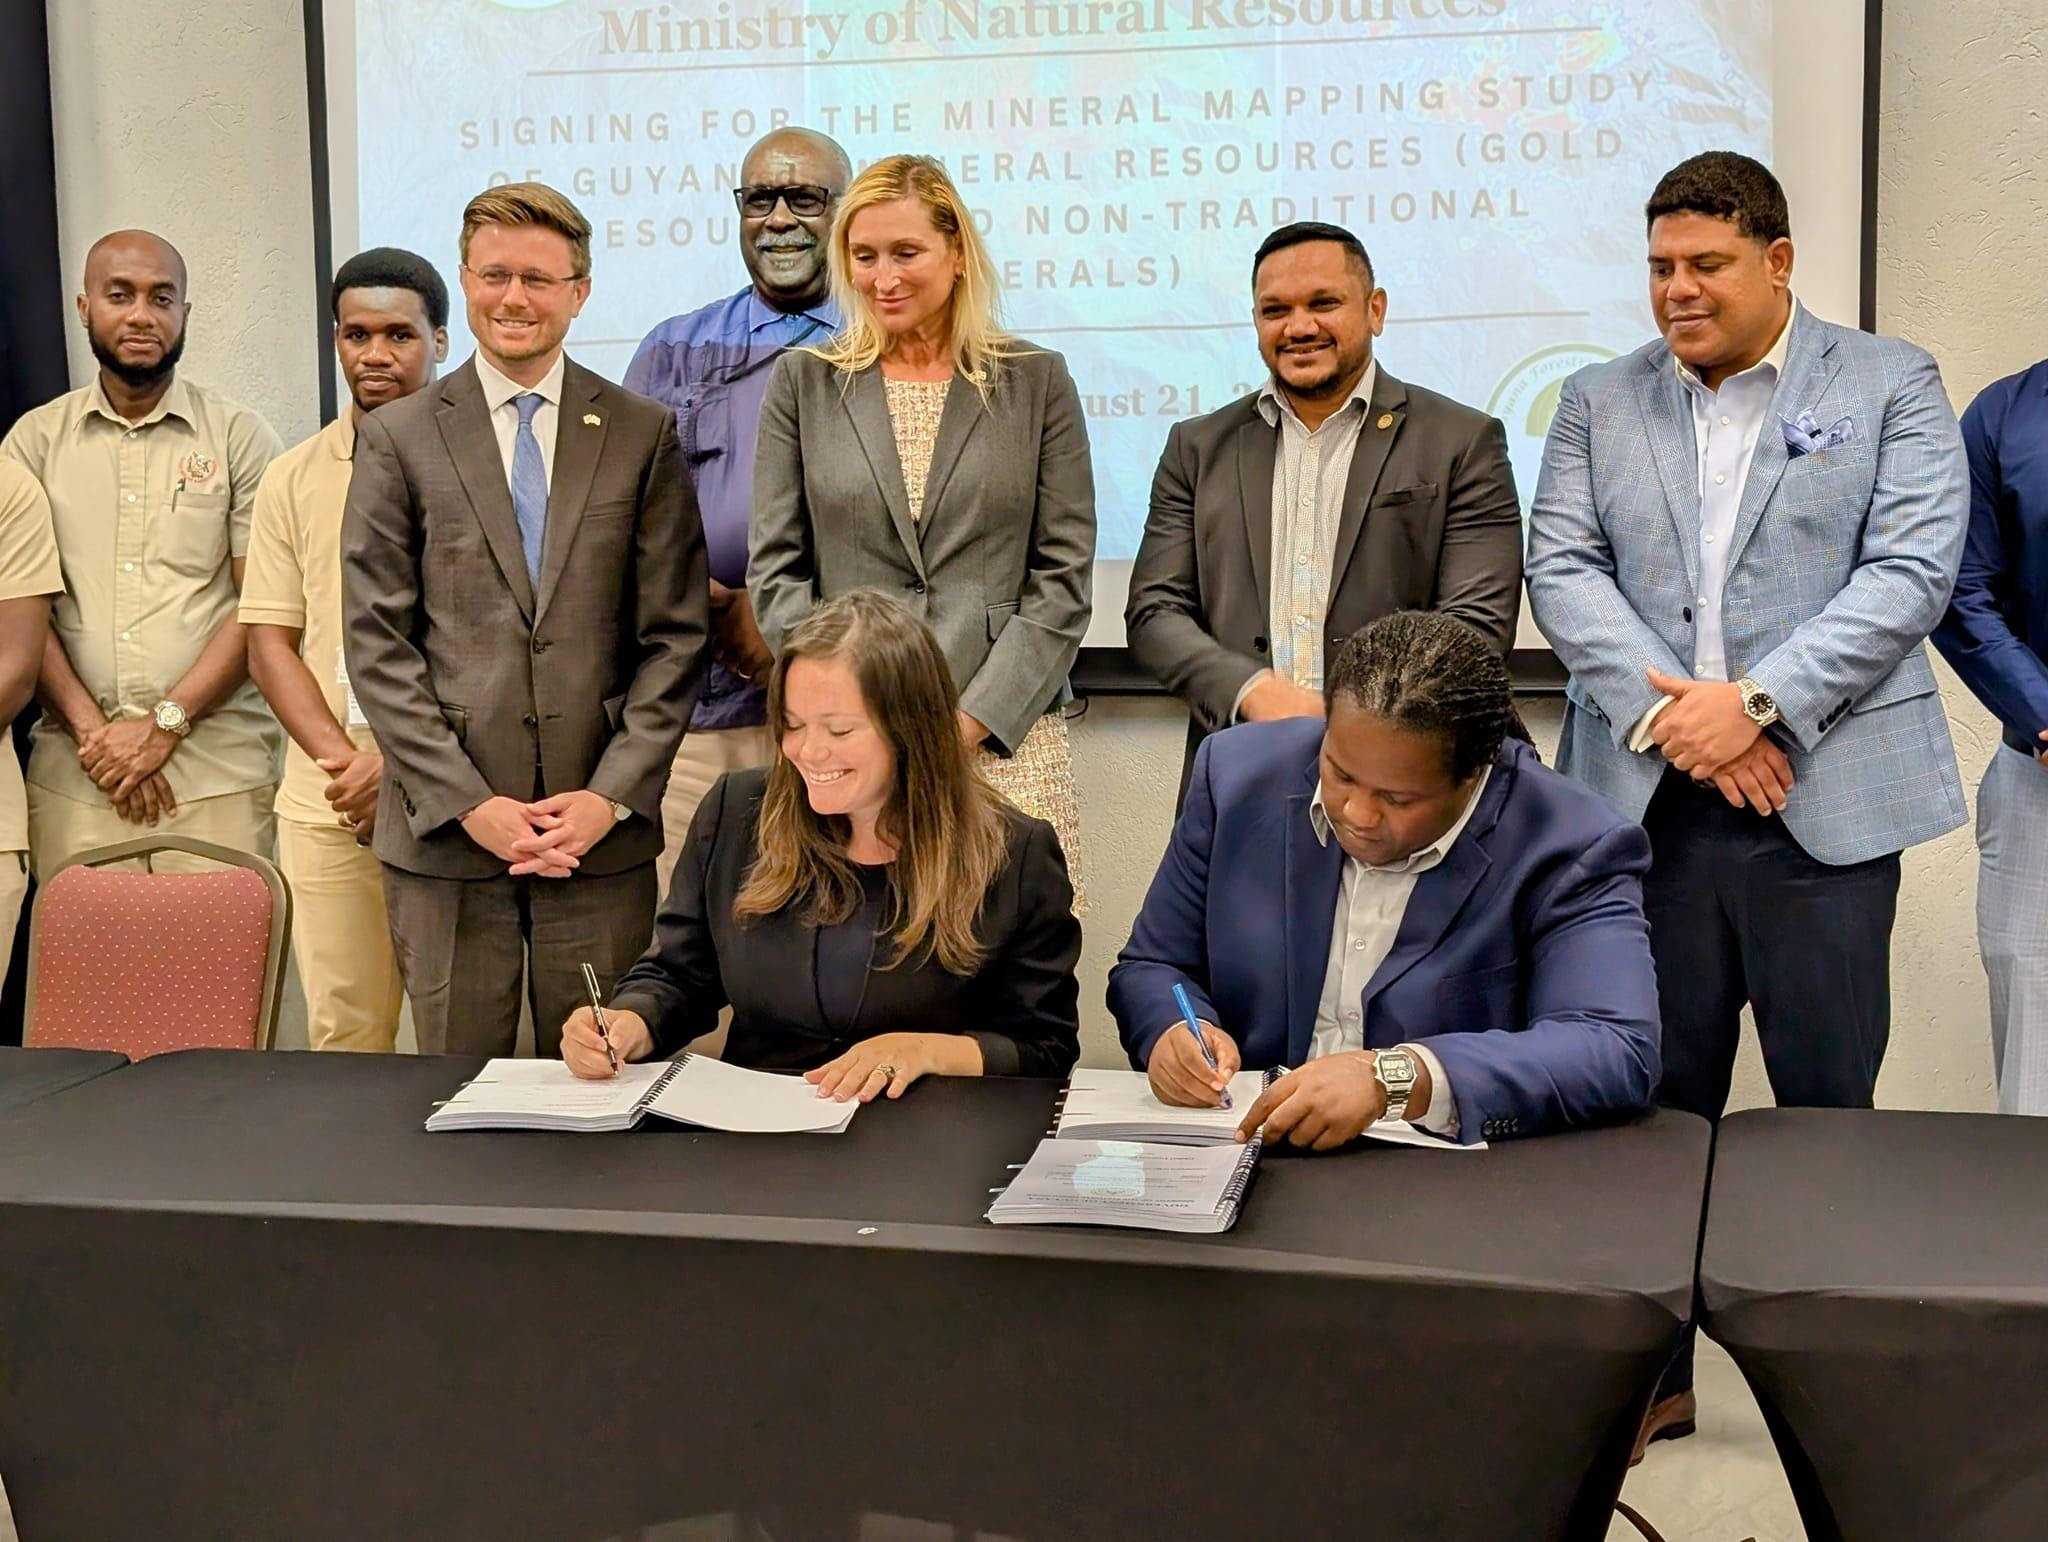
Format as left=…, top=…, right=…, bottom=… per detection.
left=562, top=592, right=1082, bottom=1097
left=1109, top=612, right=1661, bottom=1147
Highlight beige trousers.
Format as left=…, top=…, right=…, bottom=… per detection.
left=27, top=783, right=277, bottom=877
left=0, top=850, right=26, bottom=1000
left=277, top=816, right=404, bottom=1052
left=656, top=724, right=775, bottom=901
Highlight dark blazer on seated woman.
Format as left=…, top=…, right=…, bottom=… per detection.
left=609, top=767, right=1083, bottom=1075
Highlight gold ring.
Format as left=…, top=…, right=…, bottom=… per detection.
left=873, top=1064, right=896, bottom=1080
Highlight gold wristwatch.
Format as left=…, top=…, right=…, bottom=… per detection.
left=151, top=699, right=193, bottom=738
left=1735, top=676, right=1780, bottom=728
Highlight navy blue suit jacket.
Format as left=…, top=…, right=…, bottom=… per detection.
left=1934, top=359, right=2048, bottom=751
left=1107, top=720, right=1662, bottom=1142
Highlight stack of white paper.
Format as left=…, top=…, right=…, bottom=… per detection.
left=1054, top=1068, right=1268, bottom=1145
left=1053, top=1068, right=1483, bottom=1152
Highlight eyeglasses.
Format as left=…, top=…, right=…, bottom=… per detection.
left=461, top=265, right=582, bottom=297
left=733, top=184, right=833, bottom=218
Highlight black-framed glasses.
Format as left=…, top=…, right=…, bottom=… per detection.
left=734, top=184, right=833, bottom=218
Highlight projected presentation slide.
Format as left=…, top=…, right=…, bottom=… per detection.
left=319, top=1, right=1870, bottom=646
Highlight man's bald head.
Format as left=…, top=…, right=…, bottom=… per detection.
left=77, top=229, right=191, bottom=393
left=735, top=126, right=850, bottom=311
left=740, top=128, right=851, bottom=191
left=84, top=230, right=188, bottom=294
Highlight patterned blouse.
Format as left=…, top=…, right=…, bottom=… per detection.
left=883, top=377, right=951, bottom=521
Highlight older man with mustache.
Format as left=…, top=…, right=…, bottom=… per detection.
left=625, top=126, right=851, bottom=894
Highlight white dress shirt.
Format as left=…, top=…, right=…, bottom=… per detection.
left=474, top=350, right=565, bottom=492
left=1305, top=762, right=1492, bottom=1137
left=1230, top=361, right=1380, bottom=720
left=1630, top=300, right=1798, bottom=750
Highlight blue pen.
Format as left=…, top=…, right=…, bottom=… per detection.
left=1170, top=982, right=1231, bottom=1109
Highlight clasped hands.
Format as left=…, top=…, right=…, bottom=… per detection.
left=77, top=716, right=178, bottom=826
left=315, top=749, right=382, bottom=845
left=1147, top=1020, right=1401, bottom=1152
left=461, top=789, right=616, bottom=876
left=708, top=580, right=774, bottom=684
left=1644, top=668, right=1793, bottom=815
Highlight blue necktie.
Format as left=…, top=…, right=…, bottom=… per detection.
left=510, top=392, right=548, bottom=583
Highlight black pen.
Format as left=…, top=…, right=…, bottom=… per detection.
left=579, top=962, right=618, bottom=1073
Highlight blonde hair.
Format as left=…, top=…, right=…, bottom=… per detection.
left=815, top=155, right=1021, bottom=396
left=459, top=182, right=592, bottom=278
left=735, top=591, right=1014, bottom=976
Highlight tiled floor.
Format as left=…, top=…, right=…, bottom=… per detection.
left=0, top=1340, right=1803, bottom=1542
left=1607, top=1339, right=1807, bottom=1541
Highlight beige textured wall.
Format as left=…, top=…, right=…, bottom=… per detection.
left=42, top=1, right=2047, bottom=1103
left=46, top=2, right=321, bottom=449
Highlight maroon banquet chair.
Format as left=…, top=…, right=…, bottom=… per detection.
left=23, top=837, right=291, bottom=1057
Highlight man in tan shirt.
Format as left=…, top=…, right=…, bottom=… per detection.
left=0, top=462, right=62, bottom=988
left=242, top=249, right=448, bottom=1051
left=0, top=230, right=283, bottom=875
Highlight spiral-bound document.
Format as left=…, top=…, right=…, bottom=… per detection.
left=986, top=1132, right=1265, bottom=1234
left=425, top=1055, right=857, bottom=1134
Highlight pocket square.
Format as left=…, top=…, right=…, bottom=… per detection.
left=1781, top=409, right=1854, bottom=456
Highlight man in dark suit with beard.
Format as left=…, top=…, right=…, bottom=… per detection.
left=1127, top=222, right=1524, bottom=789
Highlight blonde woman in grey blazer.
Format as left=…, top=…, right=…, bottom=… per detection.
left=750, top=154, right=1095, bottom=896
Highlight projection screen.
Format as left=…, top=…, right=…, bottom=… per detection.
left=307, top=0, right=1879, bottom=676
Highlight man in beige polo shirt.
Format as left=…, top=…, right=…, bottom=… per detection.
left=0, top=462, right=62, bottom=985
left=0, top=230, right=283, bottom=875
left=242, top=249, right=448, bottom=1052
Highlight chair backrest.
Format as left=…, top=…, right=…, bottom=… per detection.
left=24, top=837, right=291, bottom=1058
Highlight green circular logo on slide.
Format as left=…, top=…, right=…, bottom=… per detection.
left=1489, top=344, right=1617, bottom=441
left=1489, top=344, right=1617, bottom=516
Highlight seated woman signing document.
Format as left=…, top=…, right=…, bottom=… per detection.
left=561, top=591, right=1082, bottom=1098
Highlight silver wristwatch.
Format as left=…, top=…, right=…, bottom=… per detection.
left=1372, top=1047, right=1420, bottom=1123
left=151, top=699, right=193, bottom=738
left=1735, top=676, right=1780, bottom=728
left=609, top=800, right=631, bottom=823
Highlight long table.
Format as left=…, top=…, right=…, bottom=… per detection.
left=0, top=1044, right=126, bottom=1113
left=0, top=1050, right=1708, bottom=1542
left=1699, top=1107, right=2048, bottom=1542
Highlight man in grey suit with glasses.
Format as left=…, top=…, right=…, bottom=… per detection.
left=342, top=182, right=708, bottom=1057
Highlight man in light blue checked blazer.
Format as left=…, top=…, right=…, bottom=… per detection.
left=1526, top=152, right=1968, bottom=1457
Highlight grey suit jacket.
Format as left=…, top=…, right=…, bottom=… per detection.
left=1525, top=306, right=1968, bottom=865
left=1125, top=367, right=1524, bottom=747
left=341, top=356, right=710, bottom=879
left=748, top=345, right=1095, bottom=754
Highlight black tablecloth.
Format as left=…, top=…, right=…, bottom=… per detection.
left=0, top=1050, right=1708, bottom=1542
left=1700, top=1108, right=2048, bottom=1542
left=0, top=1044, right=126, bottom=1113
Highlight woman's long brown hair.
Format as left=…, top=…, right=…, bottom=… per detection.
left=734, top=590, right=1014, bottom=975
